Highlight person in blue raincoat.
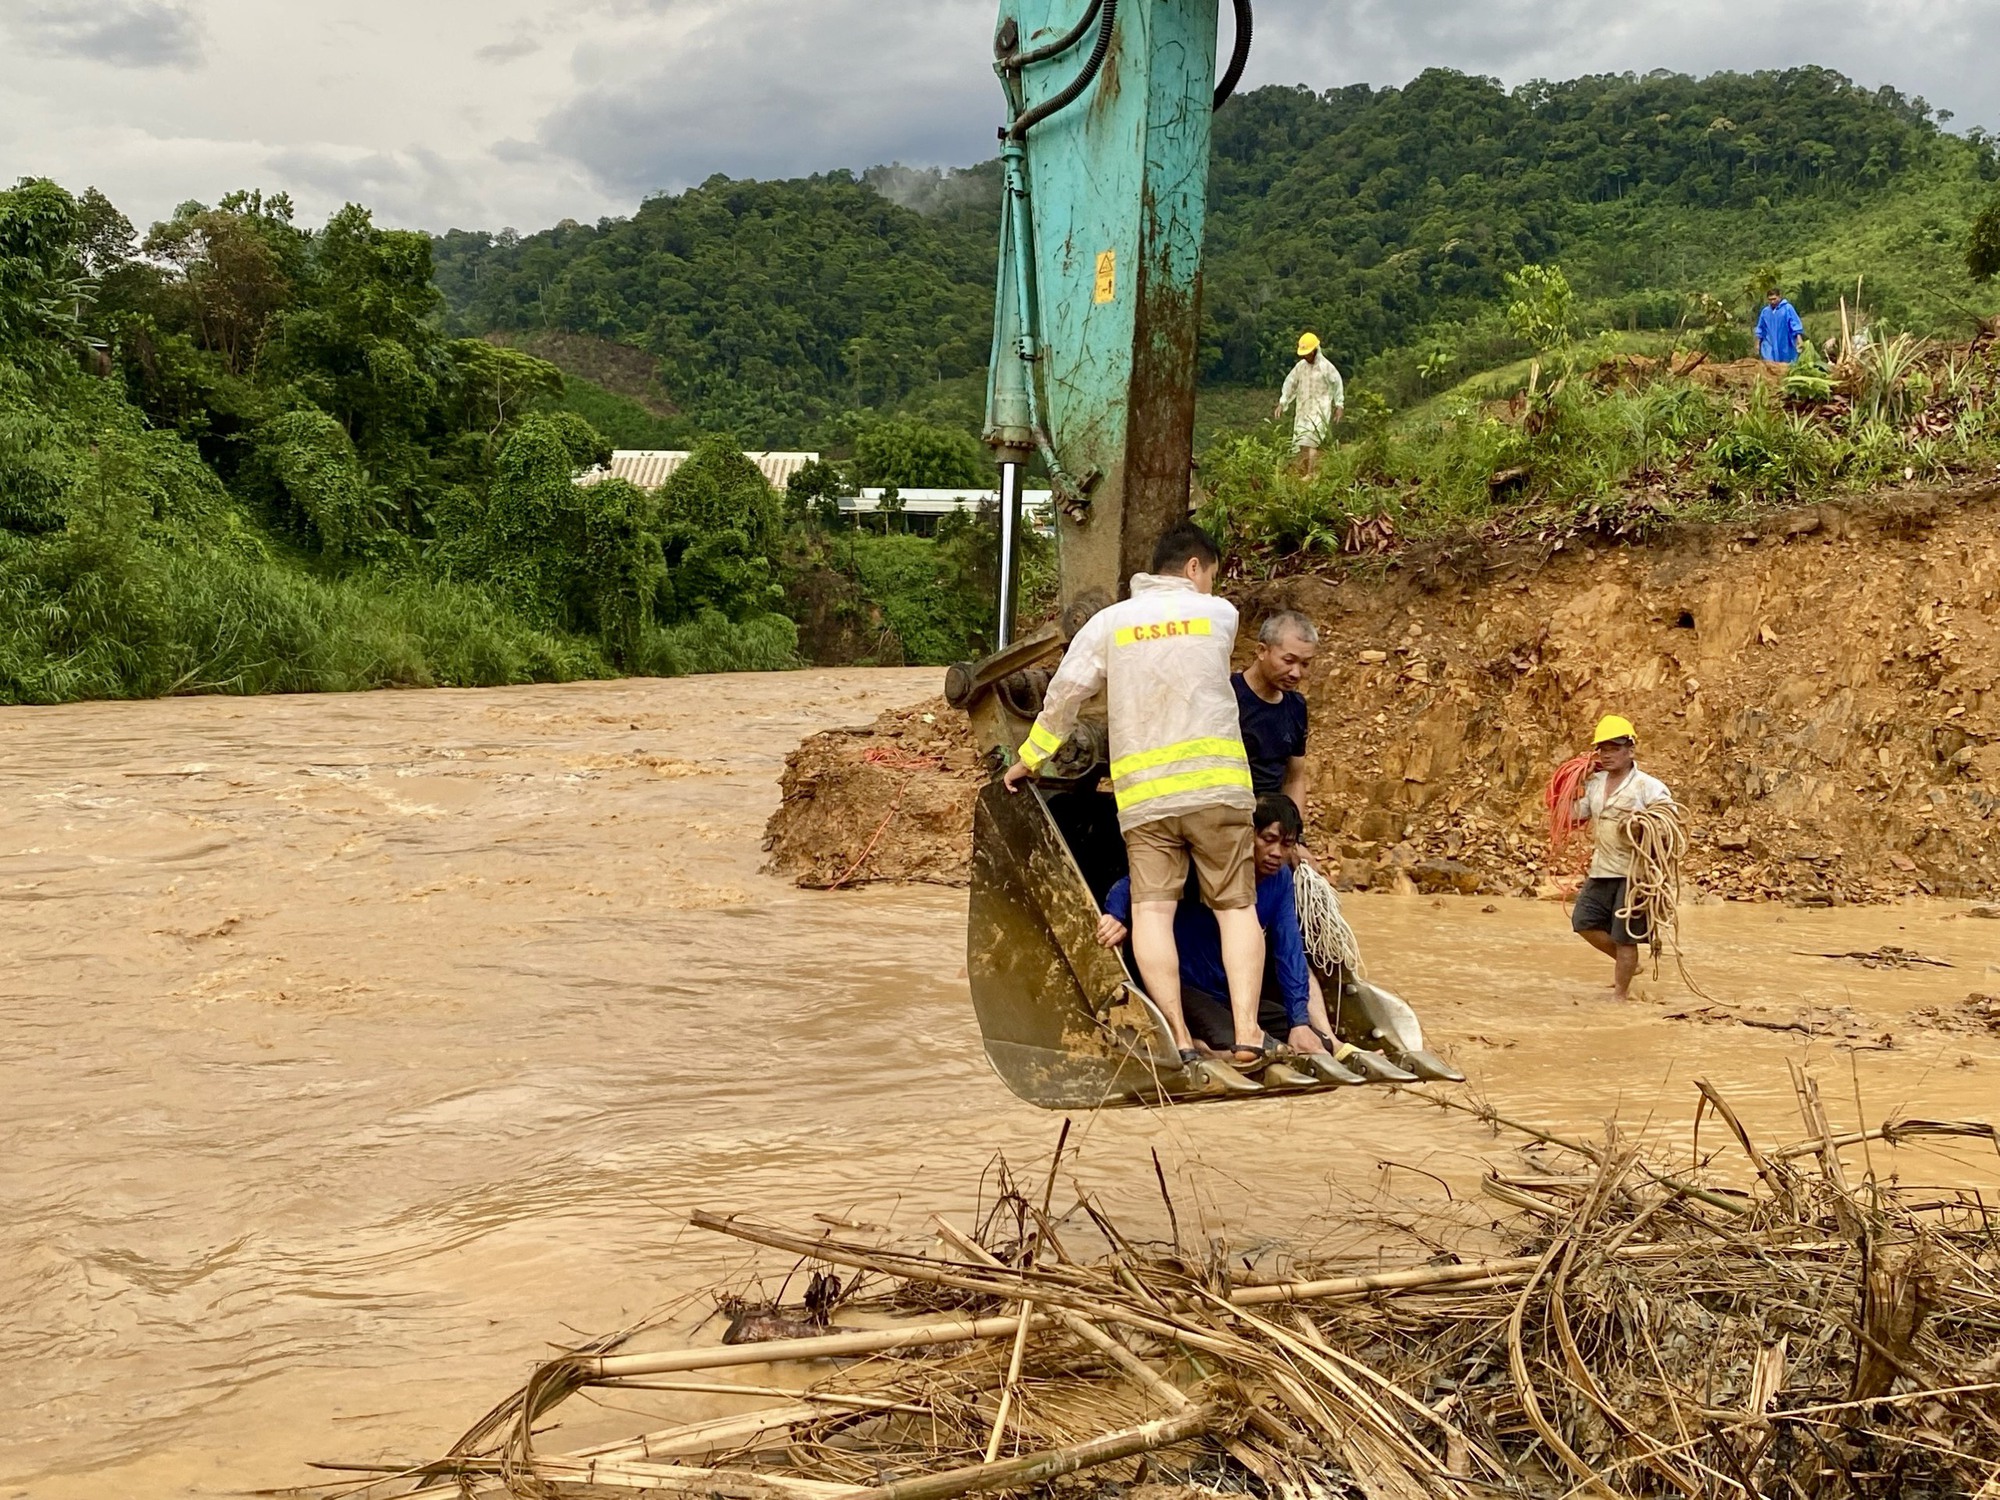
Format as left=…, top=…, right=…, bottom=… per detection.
left=1754, top=289, right=1805, bottom=363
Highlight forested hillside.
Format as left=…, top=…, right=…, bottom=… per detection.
left=435, top=68, right=2000, bottom=439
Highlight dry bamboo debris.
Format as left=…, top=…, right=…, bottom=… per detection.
left=321, top=1083, right=2000, bottom=1500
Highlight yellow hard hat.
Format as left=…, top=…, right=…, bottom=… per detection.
left=1592, top=714, right=1637, bottom=744
left=1297, top=332, right=1320, bottom=356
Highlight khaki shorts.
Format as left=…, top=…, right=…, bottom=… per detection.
left=1124, top=805, right=1255, bottom=909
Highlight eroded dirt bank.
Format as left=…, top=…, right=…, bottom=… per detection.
left=766, top=483, right=2000, bottom=903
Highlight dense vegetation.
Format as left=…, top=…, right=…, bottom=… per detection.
left=6, top=64, right=2000, bottom=705
left=0, top=179, right=992, bottom=704
left=432, top=169, right=999, bottom=445
left=434, top=68, right=2000, bottom=437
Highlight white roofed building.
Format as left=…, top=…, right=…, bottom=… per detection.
left=577, top=451, right=820, bottom=490
left=575, top=455, right=1048, bottom=537
left=844, top=488, right=1053, bottom=537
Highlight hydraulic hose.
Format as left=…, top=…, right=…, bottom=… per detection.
left=1213, top=0, right=1252, bottom=110
left=1006, top=0, right=1118, bottom=141
left=998, top=0, right=1103, bottom=70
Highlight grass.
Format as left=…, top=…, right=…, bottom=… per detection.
left=1197, top=333, right=2000, bottom=573
left=0, top=532, right=607, bottom=704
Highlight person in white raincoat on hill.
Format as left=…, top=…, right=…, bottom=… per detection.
left=1275, top=332, right=1344, bottom=477
left=1002, top=523, right=1278, bottom=1070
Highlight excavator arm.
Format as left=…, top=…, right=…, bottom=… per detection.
left=947, top=0, right=1262, bottom=1107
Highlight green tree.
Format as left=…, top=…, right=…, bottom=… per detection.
left=141, top=193, right=303, bottom=375
left=1970, top=194, right=2000, bottom=283
left=0, top=178, right=90, bottom=367
left=654, top=438, right=785, bottom=621
left=440, top=412, right=662, bottom=659
left=1504, top=263, right=1576, bottom=356
left=785, top=456, right=849, bottom=528
left=853, top=418, right=988, bottom=487
left=446, top=338, right=566, bottom=435
left=241, top=407, right=384, bottom=560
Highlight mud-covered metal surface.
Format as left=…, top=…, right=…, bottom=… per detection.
left=967, top=782, right=1175, bottom=1106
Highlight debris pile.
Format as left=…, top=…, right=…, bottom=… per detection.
left=1910, top=992, right=2000, bottom=1035
left=319, top=1076, right=2000, bottom=1500
left=763, top=700, right=983, bottom=888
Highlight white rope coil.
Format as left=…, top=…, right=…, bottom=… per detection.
left=1294, top=860, right=1365, bottom=978
left=1616, top=800, right=1703, bottom=992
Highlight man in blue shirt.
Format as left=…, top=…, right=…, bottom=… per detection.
left=1097, top=794, right=1325, bottom=1056
left=1754, top=289, right=1804, bottom=364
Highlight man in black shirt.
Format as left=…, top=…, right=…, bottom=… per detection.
left=1233, top=610, right=1318, bottom=811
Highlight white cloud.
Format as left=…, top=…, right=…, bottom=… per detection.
left=537, top=0, right=998, bottom=198
left=0, top=0, right=1991, bottom=235
left=8, top=1, right=206, bottom=69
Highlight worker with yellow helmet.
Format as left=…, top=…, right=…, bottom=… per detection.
left=1274, top=332, right=1344, bottom=477
left=1567, top=715, right=1674, bottom=1002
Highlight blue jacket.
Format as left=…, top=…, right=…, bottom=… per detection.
left=1756, top=300, right=1804, bottom=362
left=1105, top=868, right=1311, bottom=1028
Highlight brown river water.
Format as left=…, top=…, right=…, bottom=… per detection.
left=3, top=669, right=1997, bottom=1497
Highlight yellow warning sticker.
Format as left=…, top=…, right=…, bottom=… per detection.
left=1093, top=249, right=1116, bottom=303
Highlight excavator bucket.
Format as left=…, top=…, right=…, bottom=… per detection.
left=966, top=781, right=1188, bottom=1108
left=966, top=780, right=1439, bottom=1108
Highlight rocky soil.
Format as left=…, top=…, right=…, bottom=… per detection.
left=765, top=481, right=2000, bottom=904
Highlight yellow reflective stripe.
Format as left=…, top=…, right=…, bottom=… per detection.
left=1113, top=616, right=1213, bottom=647
left=1017, top=721, right=1062, bottom=770
left=1112, top=765, right=1253, bottom=811
left=1108, top=736, right=1247, bottom=781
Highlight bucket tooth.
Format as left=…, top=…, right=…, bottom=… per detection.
left=1178, top=1055, right=1263, bottom=1094
left=1337, top=1046, right=1419, bottom=1084
left=1299, top=1051, right=1367, bottom=1086
left=1392, top=1047, right=1465, bottom=1083
left=1260, top=1060, right=1320, bottom=1089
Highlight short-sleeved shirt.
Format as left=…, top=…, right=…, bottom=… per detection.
left=1576, top=767, right=1673, bottom=878
left=1232, top=673, right=1307, bottom=798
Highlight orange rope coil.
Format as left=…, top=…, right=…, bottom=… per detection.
left=1543, top=753, right=1596, bottom=869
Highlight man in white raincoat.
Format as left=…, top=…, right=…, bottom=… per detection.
left=1275, top=332, right=1344, bottom=476
left=1002, top=522, right=1269, bottom=1070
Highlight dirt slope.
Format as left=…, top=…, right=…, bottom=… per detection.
left=764, top=483, right=2000, bottom=903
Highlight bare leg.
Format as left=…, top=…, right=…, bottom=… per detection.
left=1130, top=900, right=1193, bottom=1051
left=1214, top=905, right=1268, bottom=1055
left=1577, top=927, right=1635, bottom=1000
left=1289, top=967, right=1332, bottom=1054
left=1612, top=943, right=1640, bottom=1001
left=1299, top=446, right=1320, bottom=478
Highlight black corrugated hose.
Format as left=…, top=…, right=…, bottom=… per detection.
left=1213, top=0, right=1252, bottom=111
left=1005, top=0, right=1118, bottom=140
left=1001, top=0, right=1103, bottom=70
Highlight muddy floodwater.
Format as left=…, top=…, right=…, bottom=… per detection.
left=4, top=669, right=1997, bottom=1497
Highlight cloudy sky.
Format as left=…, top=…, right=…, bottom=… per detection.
left=3, top=0, right=1995, bottom=235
